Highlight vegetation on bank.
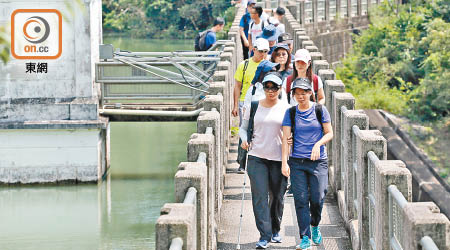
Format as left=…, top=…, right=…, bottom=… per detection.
left=335, top=0, right=449, bottom=122
left=335, top=0, right=449, bottom=180
left=102, top=0, right=235, bottom=39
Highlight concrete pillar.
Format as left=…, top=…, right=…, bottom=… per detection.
left=197, top=110, right=223, bottom=222
left=372, top=160, right=411, bottom=250
left=330, top=92, right=354, bottom=193
left=305, top=45, right=319, bottom=52
left=354, top=129, right=386, bottom=250
left=297, top=35, right=310, bottom=52
left=187, top=133, right=216, bottom=250
left=156, top=203, right=196, bottom=250
left=310, top=51, right=323, bottom=60
left=208, top=82, right=229, bottom=160
left=175, top=162, right=208, bottom=250
left=312, top=60, right=329, bottom=75
left=339, top=109, right=368, bottom=223
left=302, top=40, right=315, bottom=49
left=402, top=202, right=450, bottom=250
left=318, top=69, right=336, bottom=83
left=323, top=79, right=344, bottom=177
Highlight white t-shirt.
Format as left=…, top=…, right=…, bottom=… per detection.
left=282, top=76, right=324, bottom=106
left=249, top=20, right=263, bottom=45
left=243, top=101, right=290, bottom=161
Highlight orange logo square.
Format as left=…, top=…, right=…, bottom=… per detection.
left=11, top=9, right=62, bottom=60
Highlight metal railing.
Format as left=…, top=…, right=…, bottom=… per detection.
left=96, top=41, right=230, bottom=108
left=388, top=185, right=407, bottom=250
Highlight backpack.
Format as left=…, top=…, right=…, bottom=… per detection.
left=194, top=30, right=212, bottom=51
left=289, top=104, right=324, bottom=149
left=286, top=74, right=319, bottom=103
left=250, top=60, right=280, bottom=95
left=247, top=101, right=259, bottom=144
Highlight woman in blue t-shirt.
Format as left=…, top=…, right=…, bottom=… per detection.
left=281, top=78, right=333, bottom=250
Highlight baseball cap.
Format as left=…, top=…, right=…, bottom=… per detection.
left=278, top=32, right=293, bottom=44
left=247, top=0, right=256, bottom=5
left=262, top=73, right=283, bottom=86
left=257, top=24, right=279, bottom=42
left=294, top=49, right=311, bottom=63
left=254, top=38, right=270, bottom=51
left=273, top=43, right=290, bottom=52
left=291, top=78, right=312, bottom=91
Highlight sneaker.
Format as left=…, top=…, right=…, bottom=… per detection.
left=311, top=226, right=322, bottom=244
left=237, top=166, right=245, bottom=174
left=295, top=236, right=311, bottom=250
left=271, top=232, right=282, bottom=243
left=256, top=239, right=269, bottom=249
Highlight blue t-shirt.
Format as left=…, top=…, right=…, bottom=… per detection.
left=282, top=103, right=331, bottom=160
left=239, top=13, right=251, bottom=38
left=204, top=31, right=216, bottom=50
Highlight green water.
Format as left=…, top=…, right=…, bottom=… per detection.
left=0, top=38, right=196, bottom=249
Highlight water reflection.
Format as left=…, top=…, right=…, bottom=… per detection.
left=0, top=121, right=196, bottom=249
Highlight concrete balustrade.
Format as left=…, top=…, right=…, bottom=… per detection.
left=156, top=9, right=239, bottom=250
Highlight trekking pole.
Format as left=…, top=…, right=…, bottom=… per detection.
left=236, top=147, right=250, bottom=250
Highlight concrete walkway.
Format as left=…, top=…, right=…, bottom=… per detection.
left=217, top=137, right=351, bottom=250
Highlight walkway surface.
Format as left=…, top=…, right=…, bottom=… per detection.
left=217, top=136, right=352, bottom=250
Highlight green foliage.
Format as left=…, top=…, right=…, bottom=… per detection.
left=102, top=0, right=233, bottom=39
left=0, top=25, right=10, bottom=64
left=336, top=0, right=450, bottom=121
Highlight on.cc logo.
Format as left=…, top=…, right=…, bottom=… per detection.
left=11, top=9, right=62, bottom=60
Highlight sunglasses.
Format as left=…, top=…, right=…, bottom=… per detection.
left=275, top=52, right=288, bottom=57
left=257, top=49, right=269, bottom=53
left=263, top=85, right=280, bottom=92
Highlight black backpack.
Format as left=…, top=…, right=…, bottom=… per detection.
left=194, top=30, right=212, bottom=51
left=289, top=104, right=324, bottom=148
left=247, top=101, right=259, bottom=144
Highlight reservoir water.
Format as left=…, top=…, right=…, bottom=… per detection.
left=0, top=38, right=195, bottom=249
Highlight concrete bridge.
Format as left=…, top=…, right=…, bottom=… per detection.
left=154, top=4, right=450, bottom=250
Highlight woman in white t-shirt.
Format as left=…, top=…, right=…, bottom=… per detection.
left=239, top=73, right=290, bottom=249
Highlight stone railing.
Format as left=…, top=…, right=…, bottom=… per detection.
left=283, top=7, right=450, bottom=250
left=155, top=7, right=244, bottom=250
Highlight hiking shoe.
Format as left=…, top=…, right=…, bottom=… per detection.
left=237, top=166, right=245, bottom=174
left=311, top=226, right=322, bottom=244
left=295, top=236, right=311, bottom=250
left=271, top=232, right=282, bottom=243
left=256, top=239, right=269, bottom=249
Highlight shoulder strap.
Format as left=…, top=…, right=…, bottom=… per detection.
left=251, top=85, right=257, bottom=96
left=315, top=103, right=323, bottom=131
left=289, top=106, right=296, bottom=148
left=240, top=59, right=250, bottom=89
left=247, top=101, right=259, bottom=144
left=286, top=75, right=293, bottom=103
left=313, top=74, right=319, bottom=103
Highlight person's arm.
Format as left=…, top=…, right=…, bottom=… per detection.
left=310, top=122, right=333, bottom=161
left=233, top=80, right=242, bottom=117
left=239, top=119, right=250, bottom=150
left=239, top=27, right=249, bottom=47
left=248, top=33, right=253, bottom=52
left=317, top=88, right=325, bottom=105
left=282, top=125, right=291, bottom=177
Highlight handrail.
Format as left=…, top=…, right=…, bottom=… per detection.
left=388, top=185, right=408, bottom=209
left=420, top=236, right=439, bottom=250
left=99, top=108, right=204, bottom=117
left=183, top=187, right=197, bottom=205
left=169, top=237, right=183, bottom=250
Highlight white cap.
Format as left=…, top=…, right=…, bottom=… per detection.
left=254, top=38, right=270, bottom=51
left=294, top=49, right=311, bottom=63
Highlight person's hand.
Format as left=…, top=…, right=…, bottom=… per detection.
left=241, top=141, right=249, bottom=151
left=311, top=143, right=321, bottom=161
left=244, top=40, right=249, bottom=47
left=282, top=162, right=290, bottom=177
left=232, top=106, right=238, bottom=117
left=287, top=136, right=293, bottom=146
left=249, top=45, right=253, bottom=52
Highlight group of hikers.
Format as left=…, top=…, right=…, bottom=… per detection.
left=231, top=1, right=333, bottom=249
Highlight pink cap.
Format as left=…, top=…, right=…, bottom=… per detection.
left=294, top=49, right=311, bottom=63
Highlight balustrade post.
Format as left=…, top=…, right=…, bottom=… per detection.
left=354, top=128, right=386, bottom=250
left=175, top=163, right=208, bottom=250
left=187, top=133, right=216, bottom=250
